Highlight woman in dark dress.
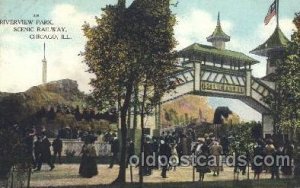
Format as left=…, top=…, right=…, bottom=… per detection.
left=79, top=137, right=98, bottom=178
left=252, top=142, right=264, bottom=180
left=196, top=138, right=210, bottom=182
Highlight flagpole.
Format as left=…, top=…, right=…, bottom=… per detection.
left=276, top=0, right=279, bottom=27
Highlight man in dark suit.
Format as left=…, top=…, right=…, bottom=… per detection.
left=23, top=129, right=35, bottom=168
left=109, top=136, right=119, bottom=168
left=52, top=135, right=63, bottom=164
left=36, top=132, right=55, bottom=171
left=143, top=138, right=153, bottom=176
left=126, top=139, right=135, bottom=168
left=159, top=140, right=171, bottom=178
left=33, top=136, right=42, bottom=169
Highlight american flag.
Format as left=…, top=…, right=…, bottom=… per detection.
left=264, top=0, right=277, bottom=25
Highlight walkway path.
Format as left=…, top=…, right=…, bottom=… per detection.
left=30, top=164, right=289, bottom=187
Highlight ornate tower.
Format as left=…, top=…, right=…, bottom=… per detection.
left=42, top=42, right=47, bottom=84
left=250, top=27, right=289, bottom=81
left=207, top=12, right=230, bottom=50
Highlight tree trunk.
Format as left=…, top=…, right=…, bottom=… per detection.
left=133, top=85, right=139, bottom=142
left=116, top=108, right=128, bottom=183
left=139, top=83, right=148, bottom=186
left=113, top=79, right=134, bottom=185
left=139, top=117, right=145, bottom=186
left=127, top=99, right=132, bottom=137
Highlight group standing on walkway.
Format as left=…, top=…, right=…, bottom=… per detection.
left=23, top=127, right=295, bottom=182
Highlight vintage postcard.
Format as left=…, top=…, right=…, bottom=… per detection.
left=0, top=0, right=299, bottom=187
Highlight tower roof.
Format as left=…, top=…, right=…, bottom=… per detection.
left=207, top=12, right=230, bottom=43
left=250, top=27, right=289, bottom=57
left=179, top=43, right=258, bottom=65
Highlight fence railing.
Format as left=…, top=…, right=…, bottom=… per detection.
left=0, top=165, right=31, bottom=188
left=48, top=139, right=112, bottom=156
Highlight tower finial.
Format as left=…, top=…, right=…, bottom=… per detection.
left=217, top=12, right=220, bottom=26
left=207, top=12, right=230, bottom=50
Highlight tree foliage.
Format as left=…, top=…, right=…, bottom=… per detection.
left=82, top=0, right=177, bottom=110
left=229, top=122, right=259, bottom=155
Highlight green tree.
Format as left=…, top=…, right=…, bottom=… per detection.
left=125, top=0, right=177, bottom=183
left=82, top=3, right=136, bottom=183
left=82, top=0, right=176, bottom=184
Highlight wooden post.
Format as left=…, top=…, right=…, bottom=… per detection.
left=130, top=165, right=133, bottom=183
left=27, top=167, right=32, bottom=188
left=10, top=167, right=14, bottom=188
left=247, top=160, right=250, bottom=180
left=192, top=166, right=195, bottom=182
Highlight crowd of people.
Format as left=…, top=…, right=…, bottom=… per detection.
left=21, top=125, right=296, bottom=181
left=23, top=129, right=62, bottom=172
left=23, top=127, right=118, bottom=178
left=133, top=130, right=225, bottom=180
left=123, top=129, right=295, bottom=181
left=35, top=104, right=118, bottom=123
left=251, top=138, right=294, bottom=180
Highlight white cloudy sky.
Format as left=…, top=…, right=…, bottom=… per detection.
left=0, top=0, right=299, bottom=121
